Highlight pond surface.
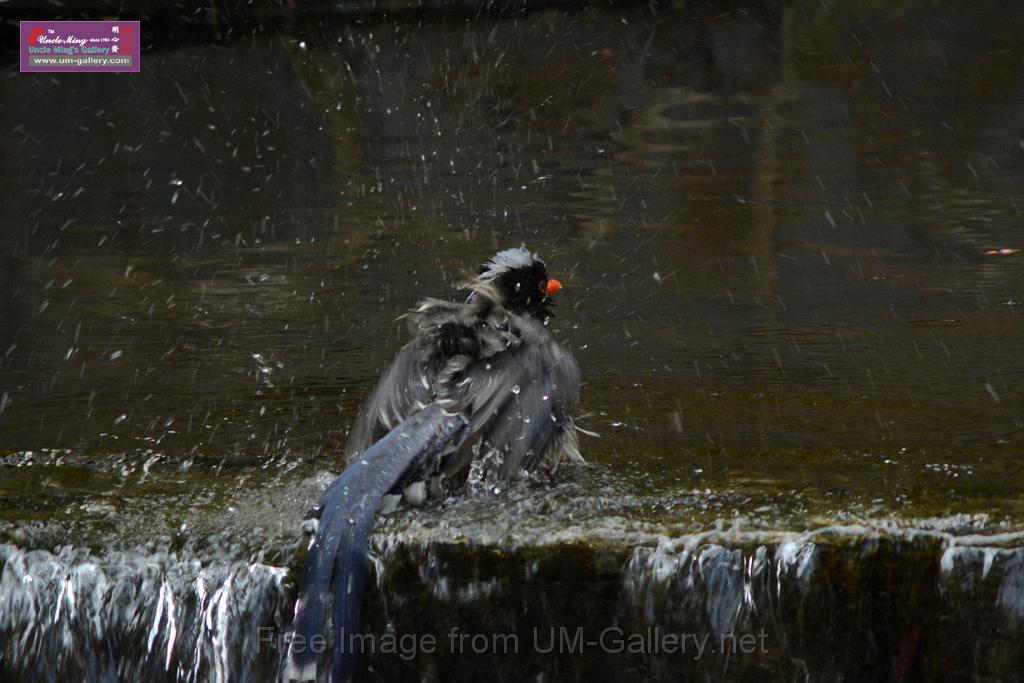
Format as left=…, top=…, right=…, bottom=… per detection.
left=1, top=1, right=1024, bottom=680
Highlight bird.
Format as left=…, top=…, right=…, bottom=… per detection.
left=284, top=247, right=582, bottom=683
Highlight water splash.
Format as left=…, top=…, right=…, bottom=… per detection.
left=0, top=544, right=289, bottom=683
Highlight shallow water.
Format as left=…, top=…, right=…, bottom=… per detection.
left=2, top=1, right=1024, bottom=680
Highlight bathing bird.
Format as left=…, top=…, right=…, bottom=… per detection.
left=285, top=247, right=582, bottom=683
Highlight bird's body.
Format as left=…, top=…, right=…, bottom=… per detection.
left=285, top=247, right=581, bottom=683
left=345, top=257, right=582, bottom=494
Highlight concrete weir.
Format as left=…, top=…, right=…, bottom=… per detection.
left=357, top=514, right=1024, bottom=681
left=2, top=492, right=1024, bottom=681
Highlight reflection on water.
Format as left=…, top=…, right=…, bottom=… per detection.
left=2, top=1, right=1024, bottom=679
left=2, top=1, right=1021, bottom=526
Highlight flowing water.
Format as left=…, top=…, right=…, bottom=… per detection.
left=2, top=1, right=1024, bottom=680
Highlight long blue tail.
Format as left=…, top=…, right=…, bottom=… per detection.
left=284, top=403, right=468, bottom=683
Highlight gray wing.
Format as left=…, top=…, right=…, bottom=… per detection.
left=344, top=289, right=518, bottom=462
left=345, top=290, right=581, bottom=484
left=346, top=290, right=520, bottom=462
left=344, top=339, right=436, bottom=461
left=440, top=323, right=581, bottom=481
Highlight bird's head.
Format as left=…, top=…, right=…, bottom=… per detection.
left=476, top=247, right=563, bottom=321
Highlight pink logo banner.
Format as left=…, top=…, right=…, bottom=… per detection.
left=20, top=21, right=140, bottom=73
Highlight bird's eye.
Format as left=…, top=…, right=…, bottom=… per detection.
left=538, top=280, right=547, bottom=293
left=514, top=282, right=521, bottom=292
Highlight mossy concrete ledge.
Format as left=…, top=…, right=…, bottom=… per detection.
left=355, top=516, right=1024, bottom=682
left=2, top=509, right=1024, bottom=681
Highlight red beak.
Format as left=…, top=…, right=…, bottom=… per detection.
left=545, top=278, right=563, bottom=296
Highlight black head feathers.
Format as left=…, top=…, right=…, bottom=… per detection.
left=476, top=247, right=559, bottom=320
